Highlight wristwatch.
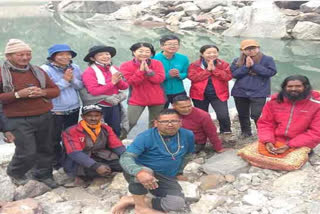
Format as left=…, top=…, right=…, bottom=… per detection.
left=14, top=92, right=20, bottom=99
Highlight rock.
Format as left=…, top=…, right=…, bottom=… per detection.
left=57, top=1, right=122, bottom=13
left=275, top=1, right=307, bottom=10
left=229, top=205, right=260, bottom=214
left=223, top=1, right=291, bottom=39
left=300, top=0, right=320, bottom=14
left=194, top=0, right=226, bottom=12
left=225, top=174, right=236, bottom=183
left=192, top=14, right=214, bottom=23
left=310, top=144, right=320, bottom=165
left=165, top=11, right=185, bottom=25
left=0, top=143, right=15, bottom=166
left=179, top=20, right=199, bottom=29
left=0, top=198, right=42, bottom=214
left=297, top=12, right=320, bottom=25
left=108, top=173, right=128, bottom=190
left=111, top=5, right=142, bottom=20
left=42, top=201, right=82, bottom=214
left=206, top=21, right=227, bottom=31
left=292, top=21, right=320, bottom=40
left=282, top=9, right=301, bottom=16
left=202, top=149, right=249, bottom=175
left=14, top=180, right=51, bottom=201
left=183, top=162, right=201, bottom=175
left=242, top=189, right=268, bottom=206
left=181, top=16, right=192, bottom=22
left=137, top=15, right=164, bottom=23
left=272, top=170, right=308, bottom=194
left=53, top=186, right=100, bottom=203
left=0, top=175, right=15, bottom=201
left=35, top=191, right=64, bottom=204
left=176, top=2, right=200, bottom=16
left=190, top=194, right=225, bottom=214
left=199, top=174, right=226, bottom=190
left=81, top=205, right=110, bottom=214
left=178, top=181, right=200, bottom=202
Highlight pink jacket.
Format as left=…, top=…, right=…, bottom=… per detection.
left=120, top=59, right=166, bottom=106
left=82, top=64, right=128, bottom=106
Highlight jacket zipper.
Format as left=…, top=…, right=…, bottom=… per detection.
left=284, top=101, right=295, bottom=142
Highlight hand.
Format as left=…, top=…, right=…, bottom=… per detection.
left=28, top=87, right=46, bottom=98
left=246, top=56, right=254, bottom=67
left=207, top=60, right=215, bottom=71
left=63, top=69, right=73, bottom=82
left=16, top=87, right=36, bottom=98
left=273, top=145, right=290, bottom=154
left=169, top=69, right=179, bottom=77
left=140, top=60, right=149, bottom=72
left=136, top=170, right=158, bottom=190
left=96, top=164, right=111, bottom=176
left=4, top=131, right=15, bottom=143
left=176, top=174, right=188, bottom=181
left=265, top=142, right=277, bottom=155
left=111, top=72, right=122, bottom=84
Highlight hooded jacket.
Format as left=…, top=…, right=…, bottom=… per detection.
left=257, top=90, right=320, bottom=148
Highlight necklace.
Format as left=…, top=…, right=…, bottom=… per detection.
left=158, top=130, right=181, bottom=160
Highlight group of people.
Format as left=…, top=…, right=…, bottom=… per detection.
left=0, top=35, right=320, bottom=214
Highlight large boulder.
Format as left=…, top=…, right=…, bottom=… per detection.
left=300, top=0, right=320, bottom=14
left=274, top=1, right=307, bottom=10
left=0, top=174, right=15, bottom=201
left=0, top=143, right=15, bottom=166
left=176, top=2, right=201, bottom=16
left=194, top=0, right=226, bottom=12
left=190, top=194, right=226, bottom=214
left=296, top=12, right=320, bottom=25
left=292, top=21, right=320, bottom=40
left=202, top=149, right=249, bottom=175
left=0, top=198, right=42, bottom=214
left=14, top=180, right=51, bottom=200
left=223, top=1, right=291, bottom=39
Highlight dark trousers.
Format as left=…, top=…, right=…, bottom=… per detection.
left=7, top=112, right=55, bottom=179
left=101, top=105, right=121, bottom=137
left=234, top=96, right=266, bottom=135
left=53, top=110, right=79, bottom=165
left=164, top=91, right=187, bottom=109
left=83, top=158, right=122, bottom=178
left=192, top=95, right=231, bottom=133
left=124, top=172, right=185, bottom=212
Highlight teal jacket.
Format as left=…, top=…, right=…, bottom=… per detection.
left=154, top=52, right=189, bottom=95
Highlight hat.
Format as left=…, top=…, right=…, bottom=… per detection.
left=83, top=45, right=116, bottom=62
left=47, top=44, right=77, bottom=60
left=5, top=39, right=32, bottom=54
left=240, top=39, right=260, bottom=50
left=81, top=105, right=102, bottom=115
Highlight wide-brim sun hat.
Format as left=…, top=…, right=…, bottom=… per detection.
left=83, top=45, right=116, bottom=62
left=47, top=44, right=77, bottom=60
left=240, top=39, right=260, bottom=50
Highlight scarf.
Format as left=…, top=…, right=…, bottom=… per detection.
left=80, top=120, right=102, bottom=143
left=1, top=60, right=46, bottom=92
left=235, top=52, right=263, bottom=68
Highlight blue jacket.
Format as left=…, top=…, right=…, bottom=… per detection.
left=153, top=52, right=189, bottom=95
left=41, top=63, right=83, bottom=112
left=230, top=54, right=277, bottom=98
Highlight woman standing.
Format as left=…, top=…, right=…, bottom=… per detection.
left=231, top=39, right=277, bottom=138
left=188, top=45, right=232, bottom=134
left=41, top=44, right=83, bottom=168
left=82, top=46, right=128, bottom=137
left=120, top=42, right=166, bottom=131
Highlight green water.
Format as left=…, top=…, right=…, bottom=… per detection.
left=1, top=2, right=320, bottom=137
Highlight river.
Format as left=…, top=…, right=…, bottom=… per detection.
left=1, top=1, right=320, bottom=140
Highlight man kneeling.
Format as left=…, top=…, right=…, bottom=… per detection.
left=112, top=109, right=195, bottom=214
left=61, top=105, right=125, bottom=183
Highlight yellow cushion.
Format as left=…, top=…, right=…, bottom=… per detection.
left=237, top=142, right=311, bottom=171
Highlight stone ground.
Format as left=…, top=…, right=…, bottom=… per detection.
left=1, top=119, right=320, bottom=214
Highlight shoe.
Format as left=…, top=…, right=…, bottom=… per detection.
left=8, top=174, right=30, bottom=186
left=220, top=132, right=236, bottom=144
left=241, top=132, right=252, bottom=138
left=37, top=177, right=59, bottom=189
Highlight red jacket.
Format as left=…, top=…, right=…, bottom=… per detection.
left=258, top=91, right=320, bottom=148
left=82, top=64, right=128, bottom=106
left=188, top=59, right=232, bottom=102
left=120, top=59, right=166, bottom=106
left=62, top=123, right=124, bottom=154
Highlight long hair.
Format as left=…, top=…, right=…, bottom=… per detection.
left=277, top=75, right=312, bottom=103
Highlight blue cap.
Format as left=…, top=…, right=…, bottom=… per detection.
left=47, top=44, right=77, bottom=60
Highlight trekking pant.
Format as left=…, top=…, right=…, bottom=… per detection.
left=164, top=91, right=187, bottom=109
left=101, top=104, right=121, bottom=137
left=7, top=112, right=55, bottom=179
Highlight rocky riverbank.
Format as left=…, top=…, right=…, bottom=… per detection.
left=1, top=118, right=320, bottom=214
left=48, top=0, right=320, bottom=40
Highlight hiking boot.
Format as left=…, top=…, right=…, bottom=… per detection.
left=36, top=177, right=59, bottom=189
left=220, top=132, right=236, bottom=144
left=8, top=174, right=30, bottom=186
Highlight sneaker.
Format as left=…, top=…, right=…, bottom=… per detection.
left=8, top=174, right=30, bottom=186
left=37, top=177, right=59, bottom=189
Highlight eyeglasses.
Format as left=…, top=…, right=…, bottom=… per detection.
left=164, top=43, right=179, bottom=47
left=157, top=120, right=181, bottom=125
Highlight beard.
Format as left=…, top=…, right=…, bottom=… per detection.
left=283, top=90, right=309, bottom=101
